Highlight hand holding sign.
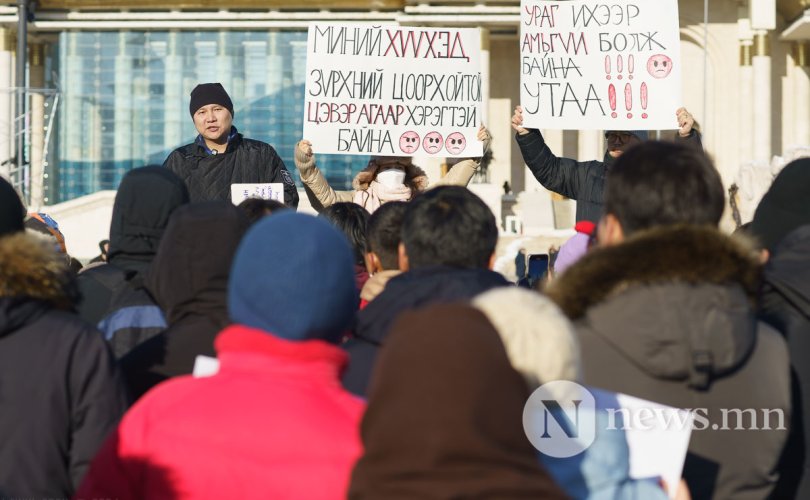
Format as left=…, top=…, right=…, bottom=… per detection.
left=511, top=105, right=530, bottom=136
left=676, top=107, right=695, bottom=137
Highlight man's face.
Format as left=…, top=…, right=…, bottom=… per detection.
left=605, top=131, right=641, bottom=158
left=192, top=104, right=233, bottom=144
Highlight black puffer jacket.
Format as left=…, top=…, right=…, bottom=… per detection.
left=516, top=130, right=703, bottom=222
left=343, top=266, right=510, bottom=396
left=120, top=201, right=250, bottom=401
left=163, top=131, right=299, bottom=207
left=76, top=166, right=189, bottom=357
left=0, top=232, right=128, bottom=498
left=759, top=225, right=810, bottom=500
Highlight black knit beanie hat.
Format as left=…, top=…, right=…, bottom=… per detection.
left=750, top=158, right=810, bottom=250
left=0, top=176, right=25, bottom=237
left=189, top=83, right=234, bottom=118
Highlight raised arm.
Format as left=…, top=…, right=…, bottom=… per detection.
left=675, top=107, right=703, bottom=150
left=512, top=106, right=591, bottom=199
left=294, top=140, right=354, bottom=211
left=434, top=126, right=492, bottom=187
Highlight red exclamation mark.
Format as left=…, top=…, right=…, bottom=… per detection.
left=624, top=83, right=633, bottom=119
left=605, top=55, right=611, bottom=80
left=617, top=55, right=624, bottom=80
left=609, top=84, right=617, bottom=118
left=628, top=55, right=634, bottom=80
left=641, top=82, right=648, bottom=119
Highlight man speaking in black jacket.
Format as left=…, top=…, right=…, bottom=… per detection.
left=163, top=83, right=299, bottom=208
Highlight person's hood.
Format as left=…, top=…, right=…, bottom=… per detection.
left=108, top=166, right=189, bottom=263
left=763, top=224, right=810, bottom=318
left=0, top=232, right=78, bottom=336
left=145, top=201, right=249, bottom=327
left=350, top=303, right=567, bottom=499
left=547, top=225, right=762, bottom=389
left=352, top=162, right=428, bottom=191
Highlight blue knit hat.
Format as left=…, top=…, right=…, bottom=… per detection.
left=228, top=212, right=357, bottom=343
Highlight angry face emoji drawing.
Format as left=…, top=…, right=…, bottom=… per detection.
left=445, top=132, right=467, bottom=155
left=647, top=54, right=673, bottom=79
left=422, top=131, right=443, bottom=154
left=399, top=131, right=420, bottom=154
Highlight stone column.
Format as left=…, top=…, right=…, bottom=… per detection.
left=28, top=42, right=45, bottom=209
left=114, top=32, right=133, bottom=185
left=792, top=42, right=810, bottom=146
left=480, top=28, right=490, bottom=128
left=577, top=130, right=602, bottom=162
left=739, top=40, right=754, bottom=161
left=164, top=31, right=183, bottom=150
left=0, top=29, right=13, bottom=179
left=752, top=31, right=771, bottom=161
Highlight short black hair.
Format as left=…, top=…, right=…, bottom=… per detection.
left=366, top=201, right=408, bottom=270
left=237, top=198, right=288, bottom=225
left=320, top=202, right=369, bottom=266
left=604, top=141, right=724, bottom=236
left=402, top=186, right=498, bottom=270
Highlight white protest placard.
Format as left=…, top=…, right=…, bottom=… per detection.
left=230, top=183, right=284, bottom=205
left=592, top=389, right=693, bottom=499
left=520, top=0, right=682, bottom=130
left=304, top=24, right=483, bottom=157
left=192, top=355, right=220, bottom=378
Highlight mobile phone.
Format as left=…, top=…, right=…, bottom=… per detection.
left=528, top=253, right=550, bottom=283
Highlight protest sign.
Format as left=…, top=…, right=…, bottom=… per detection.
left=592, top=389, right=693, bottom=499
left=304, top=24, right=483, bottom=157
left=230, top=183, right=284, bottom=205
left=520, top=0, right=682, bottom=130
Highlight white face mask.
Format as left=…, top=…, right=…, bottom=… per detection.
left=376, top=168, right=406, bottom=188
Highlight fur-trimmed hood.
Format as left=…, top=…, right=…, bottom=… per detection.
left=546, top=225, right=764, bottom=386
left=0, top=233, right=78, bottom=335
left=547, top=225, right=761, bottom=320
left=352, top=162, right=429, bottom=192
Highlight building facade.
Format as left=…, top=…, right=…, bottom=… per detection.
left=1, top=0, right=809, bottom=212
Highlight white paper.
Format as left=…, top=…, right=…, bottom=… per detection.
left=230, top=183, right=284, bottom=205
left=520, top=0, right=682, bottom=130
left=592, top=388, right=693, bottom=499
left=303, top=24, right=484, bottom=157
left=192, top=355, right=220, bottom=378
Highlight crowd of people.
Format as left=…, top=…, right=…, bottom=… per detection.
left=0, top=81, right=809, bottom=500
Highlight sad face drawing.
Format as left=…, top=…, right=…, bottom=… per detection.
left=647, top=54, right=673, bottom=79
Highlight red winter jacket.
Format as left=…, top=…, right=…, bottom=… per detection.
left=75, top=325, right=365, bottom=500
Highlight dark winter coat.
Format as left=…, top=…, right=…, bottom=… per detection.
left=547, top=225, right=790, bottom=500
left=759, top=224, right=810, bottom=500
left=163, top=130, right=299, bottom=207
left=0, top=232, right=128, bottom=498
left=120, top=201, right=250, bottom=401
left=516, top=130, right=703, bottom=222
left=342, top=266, right=510, bottom=396
left=76, top=166, right=189, bottom=358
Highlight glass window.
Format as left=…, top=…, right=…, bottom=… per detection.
left=50, top=30, right=369, bottom=202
